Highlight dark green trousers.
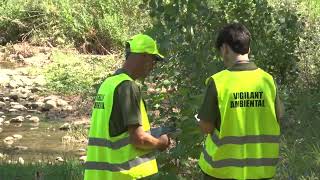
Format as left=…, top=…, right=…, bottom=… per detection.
left=202, top=171, right=271, bottom=180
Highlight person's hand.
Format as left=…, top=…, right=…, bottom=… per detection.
left=157, top=134, right=170, bottom=151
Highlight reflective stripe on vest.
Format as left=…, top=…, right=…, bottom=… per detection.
left=88, top=131, right=151, bottom=149
left=202, top=144, right=278, bottom=168
left=85, top=153, right=155, bottom=171
left=211, top=133, right=280, bottom=147
left=199, top=68, right=280, bottom=179
left=84, top=73, right=158, bottom=180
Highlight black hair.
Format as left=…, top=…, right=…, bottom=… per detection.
left=215, top=23, right=251, bottom=55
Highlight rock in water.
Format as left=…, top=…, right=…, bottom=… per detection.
left=14, top=146, right=28, bottom=151
left=3, top=136, right=14, bottom=145
left=13, top=134, right=23, bottom=140
left=29, top=116, right=40, bottom=123
left=10, top=116, right=24, bottom=123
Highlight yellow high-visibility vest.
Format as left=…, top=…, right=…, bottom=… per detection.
left=199, top=68, right=280, bottom=179
left=84, top=73, right=158, bottom=180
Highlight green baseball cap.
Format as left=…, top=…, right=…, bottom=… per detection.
left=126, top=34, right=164, bottom=61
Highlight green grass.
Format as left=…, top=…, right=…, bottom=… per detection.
left=43, top=51, right=122, bottom=95
left=0, top=161, right=83, bottom=180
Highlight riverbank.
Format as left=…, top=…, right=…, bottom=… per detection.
left=0, top=43, right=94, bottom=167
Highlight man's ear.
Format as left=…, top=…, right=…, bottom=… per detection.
left=223, top=43, right=231, bottom=55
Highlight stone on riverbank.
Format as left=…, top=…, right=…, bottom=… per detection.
left=10, top=116, right=24, bottom=123
left=9, top=92, right=19, bottom=101
left=11, top=104, right=27, bottom=111
left=18, top=157, right=24, bottom=165
left=79, top=156, right=86, bottom=162
left=8, top=109, right=19, bottom=113
left=55, top=157, right=64, bottom=162
left=0, top=101, right=5, bottom=109
left=78, top=148, right=86, bottom=152
left=0, top=117, right=4, bottom=123
left=43, top=100, right=57, bottom=110
left=59, top=123, right=71, bottom=131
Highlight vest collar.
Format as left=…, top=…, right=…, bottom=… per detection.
left=114, top=68, right=134, bottom=79
left=228, top=62, right=258, bottom=71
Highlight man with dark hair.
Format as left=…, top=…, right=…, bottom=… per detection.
left=198, top=23, right=283, bottom=180
left=84, top=34, right=170, bottom=180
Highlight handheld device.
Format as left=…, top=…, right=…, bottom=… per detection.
left=150, top=126, right=181, bottom=138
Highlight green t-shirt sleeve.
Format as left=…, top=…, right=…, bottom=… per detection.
left=198, top=78, right=220, bottom=126
left=117, top=81, right=142, bottom=126
left=274, top=85, right=284, bottom=122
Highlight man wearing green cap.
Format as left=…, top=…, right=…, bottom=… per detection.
left=84, top=34, right=170, bottom=180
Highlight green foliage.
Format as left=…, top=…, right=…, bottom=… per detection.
left=0, top=0, right=150, bottom=52
left=142, top=0, right=320, bottom=179
left=0, top=161, right=83, bottom=180
left=44, top=51, right=121, bottom=95
left=276, top=90, right=320, bottom=179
